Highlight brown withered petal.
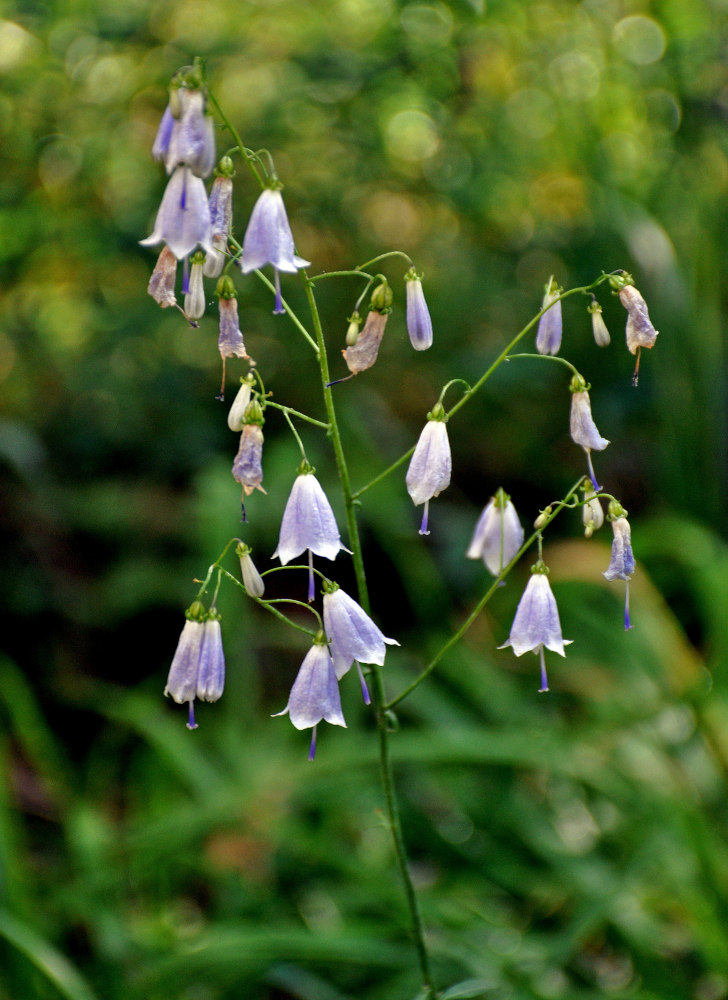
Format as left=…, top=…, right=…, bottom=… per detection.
left=342, top=311, right=388, bottom=374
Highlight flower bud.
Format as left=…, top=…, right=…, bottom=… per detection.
left=227, top=378, right=254, bottom=431
left=184, top=252, right=206, bottom=319
left=345, top=312, right=361, bottom=346
left=589, top=301, right=610, bottom=347
left=536, top=276, right=563, bottom=356
left=236, top=543, right=265, bottom=598
left=370, top=280, right=393, bottom=313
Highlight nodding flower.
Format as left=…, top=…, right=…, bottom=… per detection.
left=406, top=407, right=451, bottom=536
left=240, top=188, right=310, bottom=314
left=466, top=488, right=524, bottom=576
left=498, top=566, right=572, bottom=693
left=273, top=638, right=346, bottom=760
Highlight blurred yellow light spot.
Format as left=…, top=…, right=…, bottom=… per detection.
left=385, top=109, right=440, bottom=162
left=530, top=173, right=587, bottom=224
left=0, top=21, right=38, bottom=71
left=548, top=51, right=601, bottom=101
left=361, top=190, right=429, bottom=246
left=613, top=15, right=666, bottom=65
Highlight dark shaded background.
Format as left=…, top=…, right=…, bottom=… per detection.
left=1, top=1, right=727, bottom=998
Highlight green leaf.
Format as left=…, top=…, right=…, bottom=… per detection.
left=0, top=909, right=98, bottom=1000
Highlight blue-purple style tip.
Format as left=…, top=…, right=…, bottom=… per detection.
left=308, top=726, right=317, bottom=761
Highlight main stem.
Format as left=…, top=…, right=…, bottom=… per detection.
left=302, top=278, right=434, bottom=996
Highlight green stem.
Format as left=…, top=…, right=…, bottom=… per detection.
left=263, top=400, right=330, bottom=431
left=218, top=568, right=321, bottom=636
left=254, top=271, right=319, bottom=352
left=386, top=476, right=586, bottom=710
left=302, top=274, right=434, bottom=996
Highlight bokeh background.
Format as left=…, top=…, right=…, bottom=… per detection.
left=1, top=0, right=728, bottom=997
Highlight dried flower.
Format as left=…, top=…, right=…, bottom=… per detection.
left=236, top=542, right=265, bottom=598
left=406, top=408, right=451, bottom=536
left=569, top=374, right=609, bottom=491
left=273, top=471, right=349, bottom=600
left=164, top=607, right=225, bottom=729
left=140, top=165, right=212, bottom=260
left=218, top=297, right=250, bottom=360
left=405, top=268, right=433, bottom=351
left=274, top=639, right=346, bottom=760
left=323, top=583, right=398, bottom=705
left=466, top=488, right=524, bottom=576
left=342, top=310, right=389, bottom=374
left=603, top=505, right=635, bottom=631
left=148, top=246, right=178, bottom=308
left=536, top=277, right=563, bottom=356
left=240, top=188, right=310, bottom=313
left=498, top=568, right=572, bottom=692
left=619, top=284, right=658, bottom=355
left=232, top=423, right=265, bottom=496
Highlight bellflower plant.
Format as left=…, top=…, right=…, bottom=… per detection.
left=406, top=404, right=451, bottom=536
left=274, top=637, right=346, bottom=760
left=536, top=276, right=563, bottom=355
left=404, top=268, right=433, bottom=351
left=240, top=186, right=310, bottom=314
left=603, top=502, right=636, bottom=630
left=145, top=62, right=663, bottom=1000
left=164, top=604, right=226, bottom=730
left=499, top=565, right=572, bottom=692
left=569, top=374, right=609, bottom=491
left=466, top=488, right=524, bottom=576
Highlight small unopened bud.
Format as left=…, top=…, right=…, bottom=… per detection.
left=370, top=280, right=393, bottom=313
left=589, top=301, right=610, bottom=347
left=184, top=252, right=206, bottom=319
left=534, top=506, right=552, bottom=530
left=582, top=491, right=604, bottom=537
left=345, top=312, right=361, bottom=346
left=227, top=379, right=253, bottom=431
left=236, top=543, right=265, bottom=598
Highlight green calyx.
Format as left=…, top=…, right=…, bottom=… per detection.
left=608, top=270, right=634, bottom=292
left=321, top=579, right=340, bottom=595
left=530, top=559, right=550, bottom=576
left=493, top=486, right=510, bottom=509
left=427, top=402, right=447, bottom=422
left=186, top=600, right=208, bottom=622
left=569, top=372, right=589, bottom=393
left=370, top=280, right=393, bottom=313
left=216, top=155, right=235, bottom=178
left=242, top=399, right=264, bottom=426
left=607, top=499, right=628, bottom=520
left=216, top=275, right=237, bottom=300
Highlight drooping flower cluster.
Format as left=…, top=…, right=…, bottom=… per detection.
left=164, top=602, right=225, bottom=729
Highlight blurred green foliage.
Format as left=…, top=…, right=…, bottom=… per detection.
left=1, top=0, right=728, bottom=998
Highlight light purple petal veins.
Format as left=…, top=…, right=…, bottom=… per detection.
left=405, top=274, right=433, bottom=351
left=603, top=516, right=635, bottom=581
left=277, top=644, right=347, bottom=730
left=273, top=473, right=347, bottom=565
left=536, top=291, right=562, bottom=356
left=406, top=419, right=451, bottom=506
left=165, top=619, right=205, bottom=704
left=163, top=89, right=216, bottom=178
left=323, top=588, right=399, bottom=680
left=241, top=189, right=311, bottom=275
left=152, top=105, right=175, bottom=162
left=466, top=494, right=524, bottom=576
left=570, top=390, right=609, bottom=452
left=498, top=573, right=572, bottom=657
left=140, top=166, right=212, bottom=260
left=195, top=619, right=225, bottom=701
